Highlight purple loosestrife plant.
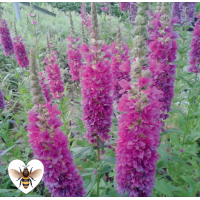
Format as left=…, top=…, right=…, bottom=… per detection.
left=67, top=11, right=83, bottom=82
left=188, top=14, right=200, bottom=74
left=27, top=102, right=87, bottom=197
left=0, top=18, right=14, bottom=56
left=115, top=2, right=163, bottom=197
left=13, top=22, right=29, bottom=68
left=28, top=48, right=86, bottom=197
left=148, top=3, right=179, bottom=120
left=111, top=27, right=131, bottom=101
left=29, top=48, right=46, bottom=105
left=80, top=3, right=113, bottom=145
left=44, top=36, right=65, bottom=100
left=119, top=2, right=130, bottom=12
left=81, top=3, right=92, bottom=33
left=0, top=88, right=5, bottom=109
left=130, top=3, right=138, bottom=24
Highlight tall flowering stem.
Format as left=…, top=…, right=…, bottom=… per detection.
left=119, top=2, right=130, bottom=12
left=29, top=48, right=46, bottom=105
left=130, top=3, right=138, bottom=24
left=111, top=27, right=131, bottom=101
left=115, top=2, right=163, bottom=197
left=67, top=11, right=83, bottom=82
left=148, top=2, right=179, bottom=120
left=27, top=102, right=87, bottom=197
left=0, top=88, right=5, bottom=109
left=80, top=2, right=113, bottom=145
left=13, top=22, right=29, bottom=68
left=81, top=3, right=92, bottom=33
left=44, top=37, right=65, bottom=100
left=0, top=18, right=14, bottom=56
left=188, top=14, right=200, bottom=74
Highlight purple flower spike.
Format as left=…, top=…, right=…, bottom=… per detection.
left=180, top=148, right=185, bottom=152
left=13, top=35, right=29, bottom=68
left=0, top=19, right=14, bottom=56
left=189, top=15, right=200, bottom=74
left=27, top=103, right=87, bottom=197
left=0, top=88, right=5, bottom=109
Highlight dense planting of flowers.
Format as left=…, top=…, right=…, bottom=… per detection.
left=80, top=3, right=113, bottom=144
left=1, top=2, right=200, bottom=198
left=0, top=19, right=14, bottom=56
left=115, top=2, right=163, bottom=197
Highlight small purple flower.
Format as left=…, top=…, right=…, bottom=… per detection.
left=32, top=20, right=38, bottom=25
left=93, top=170, right=97, bottom=175
left=0, top=162, right=5, bottom=166
left=180, top=148, right=185, bottom=152
left=168, top=158, right=171, bottom=161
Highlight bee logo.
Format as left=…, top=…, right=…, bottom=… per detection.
left=9, top=165, right=43, bottom=189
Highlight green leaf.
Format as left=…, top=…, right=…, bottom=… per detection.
left=19, top=88, right=26, bottom=95
left=160, top=129, right=184, bottom=137
left=157, top=144, right=168, bottom=166
left=99, top=163, right=111, bottom=174
left=154, top=179, right=174, bottom=197
left=0, top=189, right=13, bottom=193
left=0, top=166, right=6, bottom=174
left=71, top=146, right=93, bottom=158
left=101, top=156, right=116, bottom=164
left=0, top=145, right=16, bottom=156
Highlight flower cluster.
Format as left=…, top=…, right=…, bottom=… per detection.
left=27, top=102, right=86, bottom=197
left=0, top=19, right=14, bottom=56
left=130, top=3, right=138, bottom=23
left=39, top=72, right=51, bottom=102
left=80, top=3, right=113, bottom=145
left=111, top=27, right=131, bottom=101
left=0, top=88, right=5, bottom=109
left=148, top=3, right=179, bottom=119
left=119, top=2, right=130, bottom=11
left=115, top=3, right=163, bottom=197
left=81, top=3, right=92, bottom=33
left=29, top=48, right=46, bottom=105
left=172, top=2, right=196, bottom=25
left=13, top=35, right=29, bottom=68
left=188, top=14, right=200, bottom=74
left=44, top=51, right=65, bottom=100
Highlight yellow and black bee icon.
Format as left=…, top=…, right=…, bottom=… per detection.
left=9, top=165, right=42, bottom=189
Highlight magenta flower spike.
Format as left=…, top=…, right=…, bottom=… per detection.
left=80, top=3, right=113, bottom=145
left=39, top=72, right=51, bottom=102
left=0, top=88, right=5, bottom=109
left=115, top=3, right=163, bottom=197
left=111, top=27, right=131, bottom=101
left=189, top=14, right=200, bottom=74
left=81, top=3, right=92, bottom=33
left=148, top=3, right=179, bottom=119
left=67, top=11, right=83, bottom=82
left=27, top=102, right=87, bottom=197
left=44, top=36, right=65, bottom=100
left=0, top=18, right=14, bottom=56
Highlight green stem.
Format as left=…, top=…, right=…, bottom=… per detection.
left=182, top=74, right=198, bottom=148
left=59, top=98, right=65, bottom=123
left=96, top=147, right=100, bottom=197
